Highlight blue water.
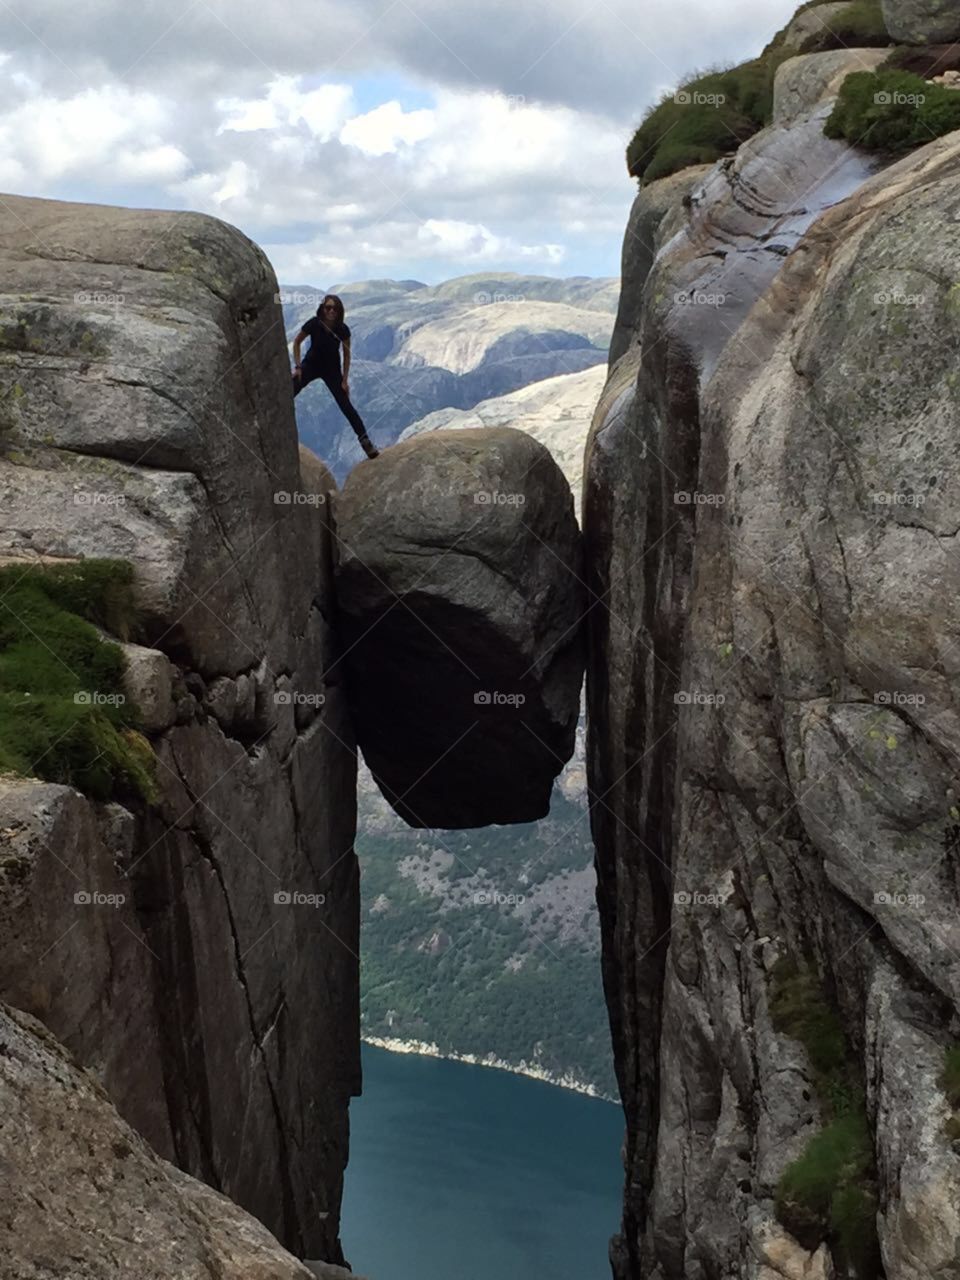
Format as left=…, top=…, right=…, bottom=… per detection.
left=340, top=1045, right=624, bottom=1280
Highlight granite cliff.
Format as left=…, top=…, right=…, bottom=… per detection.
left=588, top=3, right=960, bottom=1277
left=0, top=193, right=360, bottom=1270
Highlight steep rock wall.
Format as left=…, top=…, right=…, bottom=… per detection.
left=0, top=194, right=359, bottom=1261
left=587, top=71, right=960, bottom=1280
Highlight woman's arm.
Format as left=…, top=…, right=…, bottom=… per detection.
left=293, top=330, right=305, bottom=369
left=341, top=338, right=351, bottom=385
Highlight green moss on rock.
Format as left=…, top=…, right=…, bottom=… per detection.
left=825, top=67, right=960, bottom=151
left=770, top=957, right=882, bottom=1277
left=0, top=560, right=156, bottom=803
left=799, top=0, right=890, bottom=50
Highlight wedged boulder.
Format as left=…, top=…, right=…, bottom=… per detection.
left=333, top=427, right=584, bottom=828
left=882, top=0, right=960, bottom=42
left=0, top=1002, right=316, bottom=1279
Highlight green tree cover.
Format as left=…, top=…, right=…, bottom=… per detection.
left=357, top=789, right=619, bottom=1097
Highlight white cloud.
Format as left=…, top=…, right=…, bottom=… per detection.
left=0, top=84, right=188, bottom=185
left=217, top=77, right=354, bottom=140
left=339, top=100, right=435, bottom=155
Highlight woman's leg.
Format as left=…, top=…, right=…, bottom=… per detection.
left=322, top=371, right=379, bottom=458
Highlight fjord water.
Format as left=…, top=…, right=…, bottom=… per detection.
left=341, top=1045, right=624, bottom=1280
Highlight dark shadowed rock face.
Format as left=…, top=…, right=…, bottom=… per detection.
left=0, top=193, right=359, bottom=1262
left=588, top=72, right=960, bottom=1280
left=334, top=427, right=585, bottom=828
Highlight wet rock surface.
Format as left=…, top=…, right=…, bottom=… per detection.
left=334, top=426, right=585, bottom=828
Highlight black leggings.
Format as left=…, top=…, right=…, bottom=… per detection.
left=292, top=362, right=373, bottom=448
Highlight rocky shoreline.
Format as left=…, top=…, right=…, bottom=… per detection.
left=361, top=1034, right=618, bottom=1102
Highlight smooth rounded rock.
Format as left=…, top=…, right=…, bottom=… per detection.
left=334, top=426, right=585, bottom=829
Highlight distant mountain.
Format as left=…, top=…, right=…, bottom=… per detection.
left=284, top=272, right=616, bottom=482
left=401, top=363, right=608, bottom=520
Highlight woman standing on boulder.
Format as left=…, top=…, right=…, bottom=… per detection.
left=291, top=294, right=379, bottom=459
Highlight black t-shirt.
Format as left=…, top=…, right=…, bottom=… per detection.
left=300, top=316, right=350, bottom=369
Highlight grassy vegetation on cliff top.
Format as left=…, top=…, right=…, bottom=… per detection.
left=825, top=67, right=960, bottom=151
left=626, top=0, right=889, bottom=184
left=0, top=560, right=156, bottom=803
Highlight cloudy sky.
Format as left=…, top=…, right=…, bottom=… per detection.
left=1, top=0, right=797, bottom=286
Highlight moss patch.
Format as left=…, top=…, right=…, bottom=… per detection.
left=626, top=52, right=795, bottom=183
left=825, top=68, right=960, bottom=152
left=940, top=1045, right=960, bottom=1140
left=771, top=957, right=882, bottom=1277
left=0, top=560, right=156, bottom=803
left=625, top=0, right=893, bottom=184
left=799, top=0, right=890, bottom=51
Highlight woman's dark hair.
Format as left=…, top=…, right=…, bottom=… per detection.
left=317, top=293, right=346, bottom=328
